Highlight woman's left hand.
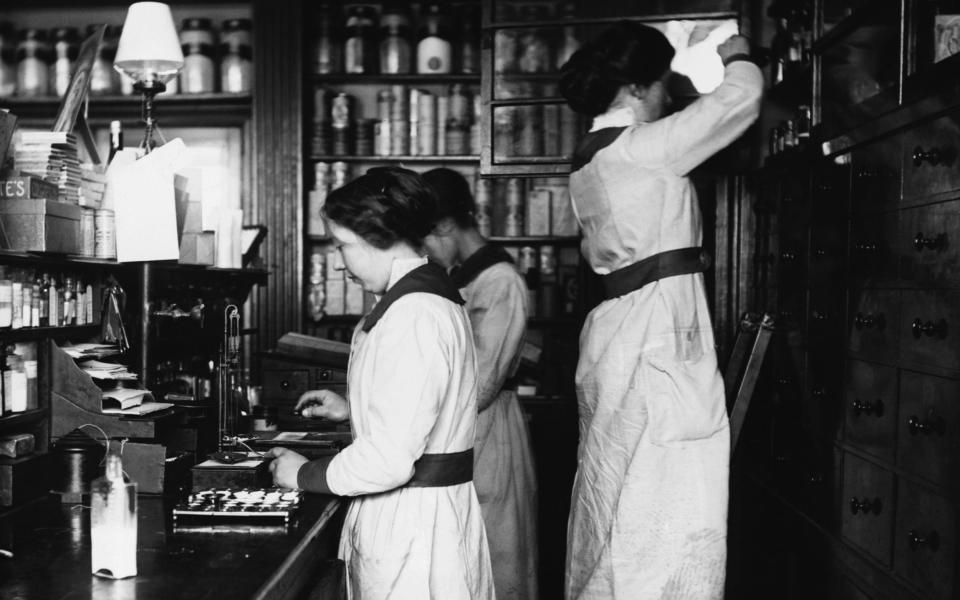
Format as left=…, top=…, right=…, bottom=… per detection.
left=266, top=447, right=309, bottom=490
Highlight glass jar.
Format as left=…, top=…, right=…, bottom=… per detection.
left=379, top=4, right=412, bottom=74
left=416, top=3, right=452, bottom=74
left=344, top=5, right=377, bottom=74
left=313, top=4, right=342, bottom=74
left=88, top=24, right=121, bottom=96
left=517, top=4, right=551, bottom=73
left=179, top=18, right=216, bottom=93
left=16, top=28, right=50, bottom=97
left=50, top=27, right=78, bottom=98
left=220, top=18, right=252, bottom=93
left=0, top=23, right=16, bottom=98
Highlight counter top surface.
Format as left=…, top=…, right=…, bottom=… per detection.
left=0, top=493, right=342, bottom=600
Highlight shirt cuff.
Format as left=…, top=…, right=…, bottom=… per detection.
left=297, top=455, right=336, bottom=494
left=722, top=53, right=753, bottom=67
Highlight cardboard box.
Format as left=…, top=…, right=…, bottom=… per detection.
left=0, top=198, right=80, bottom=253
left=179, top=231, right=215, bottom=265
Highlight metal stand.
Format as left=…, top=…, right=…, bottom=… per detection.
left=725, top=312, right=775, bottom=451
left=218, top=305, right=242, bottom=452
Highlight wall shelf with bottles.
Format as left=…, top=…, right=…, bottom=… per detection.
left=0, top=324, right=101, bottom=343
left=1, top=93, right=253, bottom=125
left=488, top=235, right=579, bottom=245
left=0, top=408, right=47, bottom=432
left=312, top=74, right=481, bottom=85
left=309, top=154, right=479, bottom=163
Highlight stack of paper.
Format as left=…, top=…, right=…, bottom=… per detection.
left=80, top=359, right=138, bottom=381
left=13, top=131, right=82, bottom=204
left=101, top=386, right=172, bottom=415
left=59, top=342, right=121, bottom=360
left=79, top=164, right=107, bottom=208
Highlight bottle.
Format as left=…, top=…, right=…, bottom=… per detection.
left=38, top=273, right=49, bottom=327
left=108, top=121, right=123, bottom=163
left=63, top=276, right=76, bottom=326
left=539, top=246, right=558, bottom=318
left=75, top=278, right=85, bottom=326
left=0, top=23, right=15, bottom=98
left=4, top=350, right=26, bottom=413
left=179, top=18, right=217, bottom=94
left=220, top=18, right=253, bottom=93
left=0, top=267, right=12, bottom=329
left=48, top=274, right=59, bottom=328
left=457, top=4, right=480, bottom=74
left=22, top=270, right=34, bottom=328
left=89, top=24, right=120, bottom=96
left=518, top=247, right=539, bottom=316
left=50, top=27, right=78, bottom=97
left=15, top=28, right=50, bottom=97
left=11, top=269, right=22, bottom=329
left=343, top=5, right=378, bottom=74
left=555, top=2, right=580, bottom=69
left=416, top=4, right=452, bottom=74
left=90, top=446, right=137, bottom=579
left=313, top=4, right=343, bottom=74
left=770, top=17, right=789, bottom=85
left=379, top=3, right=412, bottom=74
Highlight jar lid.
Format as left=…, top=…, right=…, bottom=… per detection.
left=346, top=5, right=377, bottom=25
left=380, top=12, right=411, bottom=32
left=52, top=27, right=79, bottom=42
left=182, top=17, right=213, bottom=31
left=222, top=18, right=252, bottom=31
left=18, top=28, right=48, bottom=42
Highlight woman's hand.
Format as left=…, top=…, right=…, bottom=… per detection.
left=267, top=447, right=309, bottom=490
left=295, top=389, right=349, bottom=422
left=717, top=34, right=751, bottom=63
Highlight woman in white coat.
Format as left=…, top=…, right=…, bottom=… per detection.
left=557, top=23, right=763, bottom=599
left=422, top=167, right=538, bottom=600
left=268, top=167, right=495, bottom=600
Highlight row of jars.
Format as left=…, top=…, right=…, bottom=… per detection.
left=768, top=104, right=812, bottom=158
left=0, top=17, right=252, bottom=98
left=312, top=2, right=479, bottom=75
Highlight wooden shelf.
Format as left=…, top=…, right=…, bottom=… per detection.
left=312, top=74, right=480, bottom=85
left=1, top=93, right=252, bottom=126
left=309, top=155, right=480, bottom=163
left=0, top=324, right=100, bottom=342
left=489, top=236, right=580, bottom=245
left=0, top=408, right=47, bottom=433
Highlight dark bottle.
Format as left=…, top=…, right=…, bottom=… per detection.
left=108, top=120, right=123, bottom=163
left=379, top=2, right=412, bottom=74
left=343, top=5, right=378, bottom=74
left=38, top=272, right=49, bottom=327
left=770, top=16, right=789, bottom=84
left=313, top=4, right=342, bottom=74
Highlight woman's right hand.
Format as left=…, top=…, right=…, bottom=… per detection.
left=295, top=389, right=349, bottom=422
left=717, top=34, right=751, bottom=62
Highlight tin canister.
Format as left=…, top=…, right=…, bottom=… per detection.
left=80, top=207, right=95, bottom=256
left=390, top=84, right=408, bottom=121
left=374, top=119, right=392, bottom=156
left=436, top=95, right=449, bottom=155
left=416, top=90, right=436, bottom=156
left=94, top=209, right=116, bottom=259
left=504, top=178, right=525, bottom=237
left=355, top=118, right=375, bottom=155
left=391, top=119, right=410, bottom=155
left=474, top=177, right=493, bottom=237
left=377, top=89, right=393, bottom=122
left=313, top=88, right=330, bottom=123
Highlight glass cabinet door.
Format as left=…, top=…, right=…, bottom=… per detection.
left=908, top=0, right=960, bottom=79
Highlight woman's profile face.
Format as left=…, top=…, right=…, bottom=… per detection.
left=644, top=72, right=673, bottom=121
left=328, top=221, right=392, bottom=294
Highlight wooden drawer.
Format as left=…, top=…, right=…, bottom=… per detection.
left=897, top=370, right=960, bottom=491
left=902, top=114, right=960, bottom=205
left=849, top=212, right=899, bottom=285
left=844, top=360, right=897, bottom=461
left=809, top=220, right=846, bottom=287
left=805, top=349, right=845, bottom=447
left=778, top=174, right=810, bottom=226
left=841, top=453, right=895, bottom=566
left=893, top=481, right=956, bottom=600
left=263, top=369, right=311, bottom=402
left=810, top=163, right=850, bottom=224
left=848, top=289, right=900, bottom=362
left=850, top=137, right=902, bottom=214
left=898, top=290, right=960, bottom=372
left=776, top=233, right=809, bottom=288
left=897, top=201, right=960, bottom=287
left=808, top=287, right=845, bottom=348
left=776, top=287, right=807, bottom=339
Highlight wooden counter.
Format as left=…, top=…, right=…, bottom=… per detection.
left=0, top=493, right=344, bottom=600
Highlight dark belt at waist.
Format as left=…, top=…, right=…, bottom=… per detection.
left=406, top=448, right=474, bottom=488
left=602, top=247, right=711, bottom=300
left=501, top=375, right=520, bottom=392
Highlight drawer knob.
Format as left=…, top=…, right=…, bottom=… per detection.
left=849, top=496, right=883, bottom=515
left=913, top=232, right=946, bottom=252
left=913, top=146, right=942, bottom=166
left=780, top=251, right=798, bottom=262
left=854, top=312, right=885, bottom=330
left=908, top=529, right=941, bottom=552
left=912, top=318, right=948, bottom=339
left=280, top=380, right=290, bottom=390
left=318, top=369, right=331, bottom=381
left=811, top=309, right=830, bottom=322
left=907, top=412, right=946, bottom=436
left=854, top=242, right=880, bottom=254
left=851, top=397, right=884, bottom=417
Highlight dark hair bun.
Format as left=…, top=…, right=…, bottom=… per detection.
left=423, top=167, right=477, bottom=229
left=559, top=20, right=675, bottom=117
left=323, top=166, right=438, bottom=249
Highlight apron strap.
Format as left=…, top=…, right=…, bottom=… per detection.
left=602, top=247, right=711, bottom=300
left=406, top=449, right=474, bottom=488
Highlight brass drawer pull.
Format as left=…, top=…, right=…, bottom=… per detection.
left=854, top=312, right=885, bottom=330
left=908, top=529, right=940, bottom=552
left=913, top=232, right=946, bottom=252
left=907, top=412, right=946, bottom=436
left=854, top=242, right=879, bottom=254
left=780, top=251, right=798, bottom=262
left=912, top=318, right=948, bottom=339
left=913, top=146, right=942, bottom=166
left=850, top=497, right=883, bottom=515
left=851, top=398, right=884, bottom=417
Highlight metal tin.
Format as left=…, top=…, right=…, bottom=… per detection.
left=94, top=209, right=116, bottom=259
left=313, top=89, right=330, bottom=123
left=330, top=92, right=353, bottom=129
left=504, top=178, right=525, bottom=237
left=539, top=246, right=556, bottom=275
left=377, top=89, right=393, bottom=122
left=390, top=119, right=410, bottom=155
left=80, top=207, right=95, bottom=256
left=374, top=120, right=392, bottom=156
left=314, top=161, right=330, bottom=191
left=416, top=90, right=436, bottom=156
left=436, top=95, right=448, bottom=155
left=390, top=84, right=408, bottom=121
left=474, top=178, right=493, bottom=237
left=355, top=118, right=375, bottom=155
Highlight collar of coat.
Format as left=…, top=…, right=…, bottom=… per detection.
left=570, top=126, right=628, bottom=174
left=361, top=261, right=465, bottom=332
left=450, top=244, right=515, bottom=288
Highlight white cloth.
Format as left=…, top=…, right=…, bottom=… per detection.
left=327, top=257, right=496, bottom=600
left=463, top=261, right=539, bottom=600
left=564, top=61, right=763, bottom=600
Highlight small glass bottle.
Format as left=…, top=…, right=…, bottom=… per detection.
left=220, top=18, right=252, bottom=93
left=416, top=3, right=452, bottom=74
left=89, top=24, right=121, bottom=96
left=15, top=28, right=50, bottom=97
left=90, top=447, right=137, bottom=579
left=11, top=269, right=22, bottom=330
left=22, top=269, right=34, bottom=328
left=0, top=22, right=16, bottom=98
left=108, top=120, right=123, bottom=163
left=0, top=267, right=12, bottom=329
left=457, top=4, right=480, bottom=74
left=179, top=18, right=217, bottom=94
left=50, top=27, right=78, bottom=98
left=343, top=5, right=378, bottom=74
left=37, top=273, right=48, bottom=328
left=62, top=276, right=76, bottom=326
left=379, top=3, right=412, bottom=74
left=313, top=4, right=342, bottom=74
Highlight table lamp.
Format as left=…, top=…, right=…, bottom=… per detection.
left=113, top=2, right=183, bottom=153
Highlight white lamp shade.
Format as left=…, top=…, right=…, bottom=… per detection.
left=114, top=2, right=184, bottom=84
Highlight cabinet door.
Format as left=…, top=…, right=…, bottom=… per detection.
left=893, top=481, right=956, bottom=600
left=898, top=200, right=960, bottom=287
left=899, top=290, right=960, bottom=372
left=841, top=453, right=895, bottom=566
left=898, top=370, right=960, bottom=492
left=850, top=137, right=902, bottom=214
left=847, top=289, right=900, bottom=362
left=901, top=114, right=960, bottom=206
left=845, top=360, right=897, bottom=461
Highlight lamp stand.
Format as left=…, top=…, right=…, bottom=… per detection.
left=133, top=79, right=168, bottom=154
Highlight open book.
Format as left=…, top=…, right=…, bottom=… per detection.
left=101, top=387, right=172, bottom=415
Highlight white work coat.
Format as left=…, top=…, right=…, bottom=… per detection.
left=325, top=257, right=496, bottom=600
left=564, top=61, right=763, bottom=599
left=461, top=258, right=539, bottom=600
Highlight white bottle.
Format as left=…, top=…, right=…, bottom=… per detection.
left=90, top=450, right=138, bottom=579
